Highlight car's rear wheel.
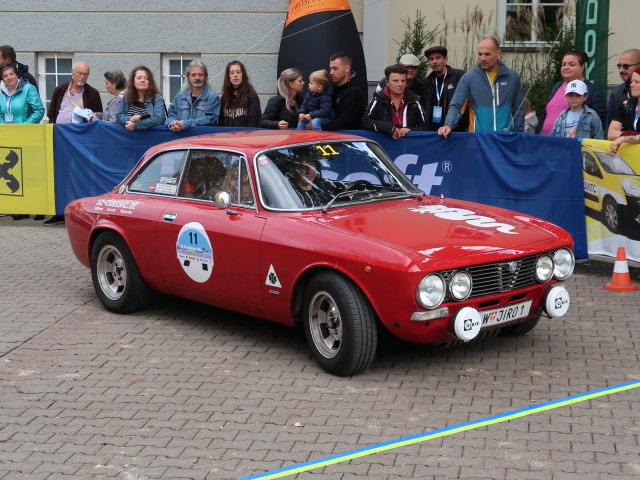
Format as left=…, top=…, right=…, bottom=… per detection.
left=303, top=271, right=377, bottom=376
left=91, top=231, right=151, bottom=313
left=602, top=197, right=622, bottom=233
left=499, top=312, right=541, bottom=337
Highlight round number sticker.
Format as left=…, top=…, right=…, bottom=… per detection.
left=176, top=222, right=214, bottom=283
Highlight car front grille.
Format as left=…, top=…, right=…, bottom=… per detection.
left=441, top=252, right=544, bottom=300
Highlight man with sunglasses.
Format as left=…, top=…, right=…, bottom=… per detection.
left=606, top=49, right=640, bottom=130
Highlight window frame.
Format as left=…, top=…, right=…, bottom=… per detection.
left=37, top=52, right=74, bottom=119
left=497, top=0, right=569, bottom=48
left=162, top=54, right=200, bottom=104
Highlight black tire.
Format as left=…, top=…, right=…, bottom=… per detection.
left=302, top=271, right=378, bottom=376
left=90, top=231, right=152, bottom=314
left=602, top=197, right=622, bottom=234
left=499, top=312, right=541, bottom=337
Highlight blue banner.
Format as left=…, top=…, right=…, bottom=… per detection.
left=53, top=123, right=586, bottom=259
left=364, top=130, right=586, bottom=259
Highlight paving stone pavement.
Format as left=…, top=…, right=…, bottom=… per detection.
left=0, top=216, right=639, bottom=480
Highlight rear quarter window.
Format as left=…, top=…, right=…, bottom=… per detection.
left=129, top=150, right=187, bottom=195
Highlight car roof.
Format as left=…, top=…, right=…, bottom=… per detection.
left=145, top=130, right=368, bottom=156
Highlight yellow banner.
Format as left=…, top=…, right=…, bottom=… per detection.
left=0, top=124, right=55, bottom=215
left=582, top=138, right=640, bottom=263
left=285, top=0, right=351, bottom=27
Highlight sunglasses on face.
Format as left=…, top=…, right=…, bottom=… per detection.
left=617, top=63, right=640, bottom=70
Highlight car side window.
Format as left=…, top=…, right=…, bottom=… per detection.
left=177, top=150, right=253, bottom=206
left=179, top=150, right=229, bottom=200
left=129, top=150, right=186, bottom=195
left=582, top=152, right=601, bottom=178
left=221, top=155, right=254, bottom=206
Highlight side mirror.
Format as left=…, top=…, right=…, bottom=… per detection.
left=213, top=191, right=231, bottom=209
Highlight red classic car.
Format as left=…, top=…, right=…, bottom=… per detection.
left=66, top=130, right=574, bottom=375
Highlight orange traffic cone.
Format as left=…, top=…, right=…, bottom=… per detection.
left=604, top=247, right=638, bottom=292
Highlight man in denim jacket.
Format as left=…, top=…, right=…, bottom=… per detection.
left=166, top=60, right=220, bottom=131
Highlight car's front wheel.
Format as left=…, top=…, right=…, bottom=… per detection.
left=91, top=231, right=151, bottom=314
left=602, top=197, right=622, bottom=233
left=302, top=271, right=378, bottom=376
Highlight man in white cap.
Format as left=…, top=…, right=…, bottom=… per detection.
left=376, top=53, right=424, bottom=101
left=548, top=79, right=603, bottom=139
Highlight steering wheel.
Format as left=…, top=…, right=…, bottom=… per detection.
left=195, top=181, right=207, bottom=198
left=345, top=179, right=375, bottom=191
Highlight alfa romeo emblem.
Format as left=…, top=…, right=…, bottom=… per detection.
left=507, top=261, right=518, bottom=273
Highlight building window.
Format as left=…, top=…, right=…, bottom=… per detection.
left=497, top=0, right=567, bottom=45
left=37, top=53, right=73, bottom=114
left=162, top=54, right=200, bottom=103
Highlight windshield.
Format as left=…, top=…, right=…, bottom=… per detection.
left=595, top=151, right=638, bottom=176
left=255, top=141, right=419, bottom=210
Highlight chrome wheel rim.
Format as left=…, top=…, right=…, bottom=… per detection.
left=96, top=245, right=127, bottom=301
left=604, top=203, right=618, bottom=229
left=308, top=290, right=342, bottom=359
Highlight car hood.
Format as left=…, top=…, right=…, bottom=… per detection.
left=313, top=197, right=567, bottom=261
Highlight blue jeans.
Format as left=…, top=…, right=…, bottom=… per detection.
left=297, top=117, right=331, bottom=130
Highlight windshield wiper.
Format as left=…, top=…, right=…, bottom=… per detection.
left=322, top=189, right=424, bottom=213
left=321, top=189, right=376, bottom=213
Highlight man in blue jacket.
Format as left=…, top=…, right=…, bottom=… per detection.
left=438, top=37, right=525, bottom=137
left=166, top=60, right=220, bottom=131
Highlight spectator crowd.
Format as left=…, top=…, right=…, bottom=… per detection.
left=2, top=40, right=640, bottom=222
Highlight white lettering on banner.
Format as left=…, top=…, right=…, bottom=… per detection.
left=409, top=205, right=519, bottom=234
left=583, top=0, right=598, bottom=79
left=394, top=154, right=444, bottom=194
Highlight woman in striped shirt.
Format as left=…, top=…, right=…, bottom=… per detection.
left=117, top=65, right=166, bottom=130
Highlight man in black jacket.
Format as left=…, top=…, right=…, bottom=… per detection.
left=422, top=46, right=467, bottom=131
left=321, top=52, right=365, bottom=131
left=375, top=53, right=424, bottom=102
left=361, top=64, right=425, bottom=139
left=606, top=49, right=640, bottom=131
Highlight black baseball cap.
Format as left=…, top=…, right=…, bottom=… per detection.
left=424, top=46, right=448, bottom=58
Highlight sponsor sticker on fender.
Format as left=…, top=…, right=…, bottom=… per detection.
left=94, top=199, right=140, bottom=214
left=409, top=205, right=518, bottom=235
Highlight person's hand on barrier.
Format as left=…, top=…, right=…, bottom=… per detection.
left=438, top=125, right=452, bottom=138
left=392, top=127, right=410, bottom=140
left=169, top=121, right=184, bottom=132
left=125, top=120, right=136, bottom=131
left=277, top=120, right=289, bottom=130
left=610, top=137, right=623, bottom=154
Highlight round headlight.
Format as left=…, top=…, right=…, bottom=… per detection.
left=449, top=271, right=472, bottom=301
left=416, top=274, right=445, bottom=309
left=553, top=248, right=575, bottom=280
left=535, top=255, right=554, bottom=282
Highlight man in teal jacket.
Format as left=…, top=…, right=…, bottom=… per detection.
left=438, top=37, right=525, bottom=136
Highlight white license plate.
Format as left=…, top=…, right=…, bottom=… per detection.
left=480, top=300, right=532, bottom=328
